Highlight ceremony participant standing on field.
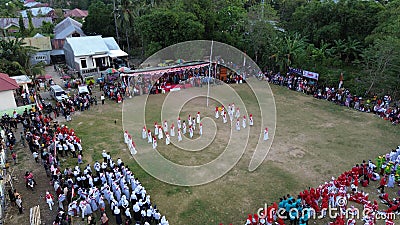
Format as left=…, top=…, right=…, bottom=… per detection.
left=196, top=112, right=201, bottom=124
left=378, top=175, right=387, bottom=193
left=170, top=123, right=175, bottom=136
left=236, top=119, right=241, bottom=131
left=189, top=126, right=194, bottom=138
left=142, top=126, right=147, bottom=139
left=154, top=122, right=159, bottom=136
left=188, top=115, right=192, bottom=126
left=249, top=114, right=253, bottom=126
left=152, top=136, right=157, bottom=149
left=235, top=107, right=240, bottom=119
left=192, top=118, right=196, bottom=130
left=199, top=123, right=203, bottom=136
left=147, top=130, right=152, bottom=143
left=215, top=107, right=219, bottom=119
left=163, top=121, right=168, bottom=133
left=228, top=105, right=233, bottom=122
left=223, top=112, right=227, bottom=124
left=177, top=128, right=182, bottom=142
left=264, top=128, right=269, bottom=141
left=165, top=132, right=170, bottom=145
left=220, top=106, right=225, bottom=117
left=124, top=131, right=129, bottom=144
left=158, top=126, right=163, bottom=139
left=182, top=121, right=187, bottom=134
left=177, top=117, right=181, bottom=129
left=242, top=115, right=247, bottom=128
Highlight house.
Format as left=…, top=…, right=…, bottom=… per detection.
left=54, top=17, right=85, bottom=40
left=22, top=33, right=52, bottom=65
left=20, top=7, right=55, bottom=18
left=64, top=8, right=88, bottom=19
left=10, top=75, right=32, bottom=94
left=0, top=17, right=52, bottom=37
left=51, top=17, right=86, bottom=63
left=0, top=73, right=19, bottom=111
left=103, top=37, right=129, bottom=67
left=24, top=1, right=49, bottom=8
left=63, top=36, right=128, bottom=76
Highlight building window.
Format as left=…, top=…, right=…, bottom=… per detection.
left=35, top=55, right=46, bottom=61
left=81, top=59, right=87, bottom=68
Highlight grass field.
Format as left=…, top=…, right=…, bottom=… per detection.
left=65, top=82, right=400, bottom=225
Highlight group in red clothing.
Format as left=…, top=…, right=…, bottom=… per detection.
left=234, top=146, right=400, bottom=225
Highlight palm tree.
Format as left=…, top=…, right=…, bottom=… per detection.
left=270, top=33, right=307, bottom=71
left=117, top=0, right=134, bottom=54
left=113, top=0, right=120, bottom=43
left=332, top=39, right=346, bottom=60
left=311, top=40, right=330, bottom=67
left=0, top=38, right=44, bottom=77
left=343, top=37, right=361, bottom=63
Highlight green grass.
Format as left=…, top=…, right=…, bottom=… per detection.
left=65, top=83, right=400, bottom=225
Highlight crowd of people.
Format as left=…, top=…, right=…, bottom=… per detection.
left=103, top=64, right=226, bottom=100
left=237, top=145, right=400, bottom=225
left=47, top=154, right=170, bottom=225
left=265, top=71, right=399, bottom=125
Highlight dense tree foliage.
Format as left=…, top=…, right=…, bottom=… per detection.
left=82, top=0, right=116, bottom=37
left=0, top=0, right=399, bottom=97
left=0, top=38, right=45, bottom=77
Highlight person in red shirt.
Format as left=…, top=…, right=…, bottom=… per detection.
left=378, top=175, right=387, bottom=193
left=11, top=152, right=17, bottom=165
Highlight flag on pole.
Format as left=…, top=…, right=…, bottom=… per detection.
left=338, top=72, right=344, bottom=89
left=34, top=92, right=43, bottom=111
left=71, top=187, right=75, bottom=202
left=207, top=40, right=214, bottom=107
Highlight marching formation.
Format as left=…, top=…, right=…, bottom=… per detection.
left=138, top=112, right=204, bottom=150
left=126, top=103, right=270, bottom=153
left=49, top=154, right=170, bottom=225
left=214, top=103, right=269, bottom=141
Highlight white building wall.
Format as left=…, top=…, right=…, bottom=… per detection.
left=0, top=90, right=16, bottom=111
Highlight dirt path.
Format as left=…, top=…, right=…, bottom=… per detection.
left=3, top=66, right=76, bottom=225
left=3, top=126, right=58, bottom=225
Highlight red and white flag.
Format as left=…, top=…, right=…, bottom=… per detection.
left=34, top=92, right=43, bottom=111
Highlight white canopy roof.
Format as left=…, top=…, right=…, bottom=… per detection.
left=109, top=50, right=128, bottom=58
left=10, top=75, right=32, bottom=84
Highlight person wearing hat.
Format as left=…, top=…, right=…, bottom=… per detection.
left=45, top=191, right=54, bottom=210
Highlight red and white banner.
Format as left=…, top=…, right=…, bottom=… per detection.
left=121, top=62, right=209, bottom=77
left=302, top=70, right=319, bottom=80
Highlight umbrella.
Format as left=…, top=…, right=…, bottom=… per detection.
left=36, top=74, right=52, bottom=80
left=106, top=68, right=118, bottom=74
left=118, top=67, right=131, bottom=72
left=62, top=75, right=71, bottom=79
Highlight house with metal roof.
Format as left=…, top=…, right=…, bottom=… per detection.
left=63, top=8, right=88, bottom=19
left=22, top=34, right=52, bottom=65
left=63, top=36, right=128, bottom=76
left=0, top=73, right=19, bottom=111
left=20, top=7, right=55, bottom=18
left=0, top=17, right=52, bottom=37
left=51, top=17, right=86, bottom=63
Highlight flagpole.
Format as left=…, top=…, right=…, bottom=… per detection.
left=207, top=40, right=214, bottom=107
